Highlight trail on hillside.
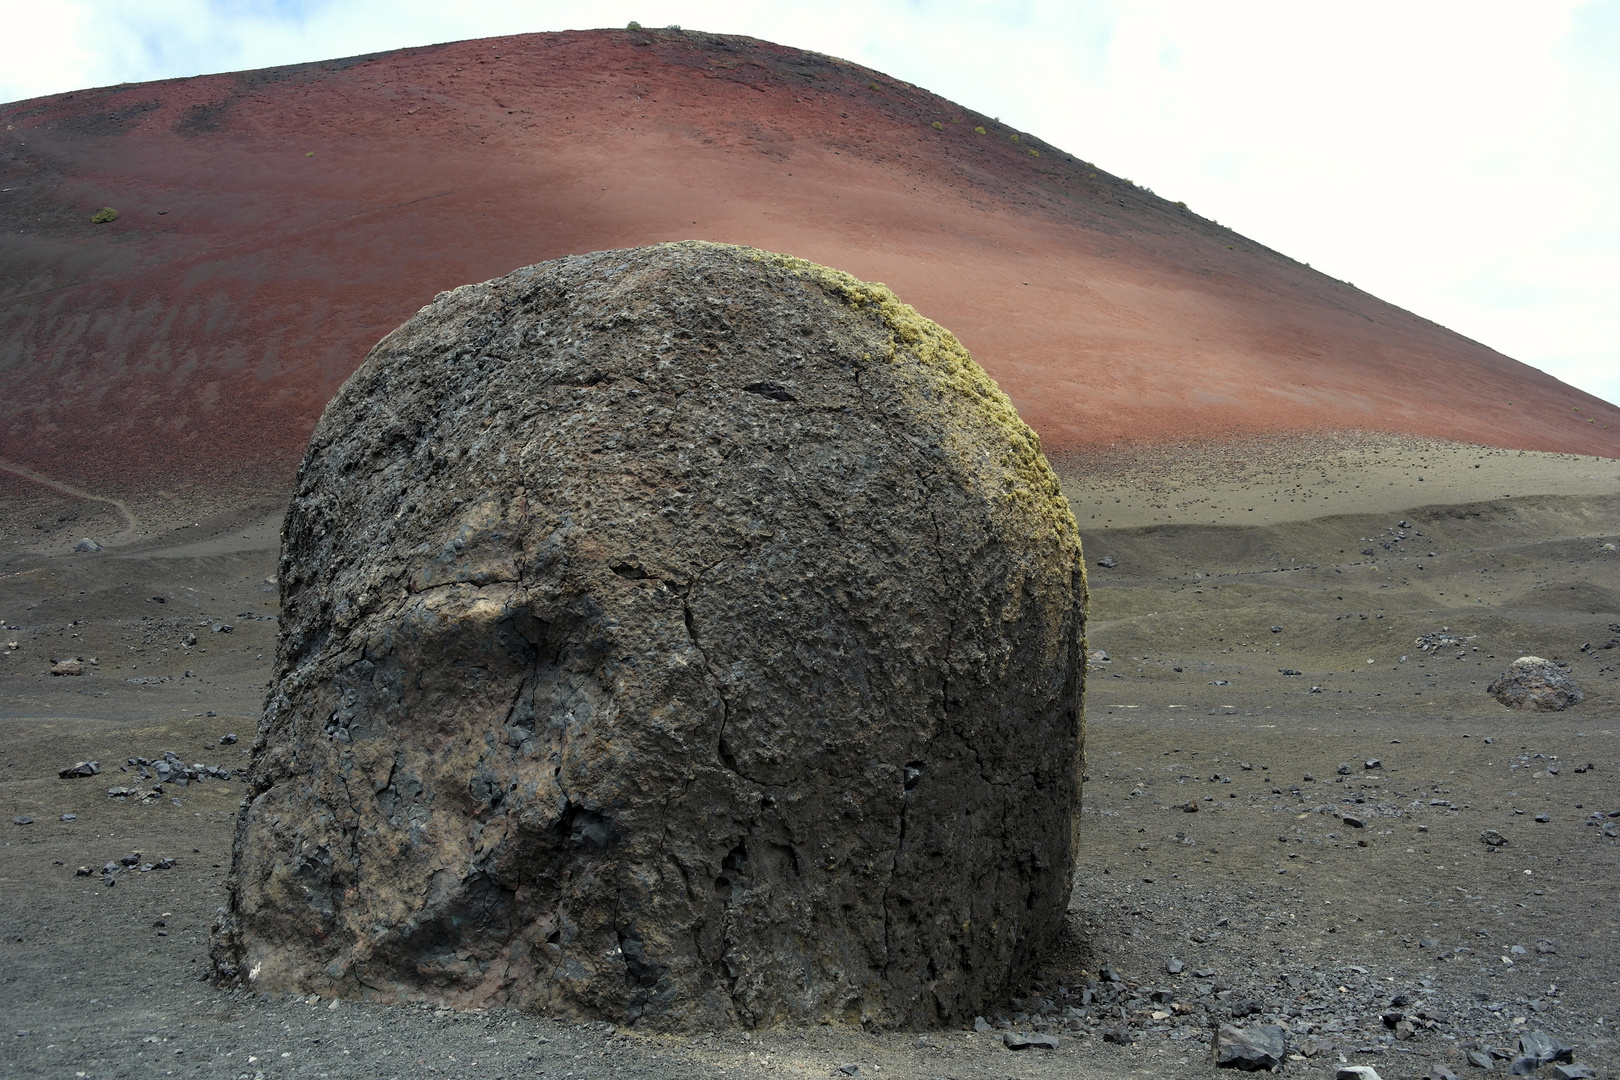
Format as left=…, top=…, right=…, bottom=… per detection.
left=0, top=457, right=140, bottom=542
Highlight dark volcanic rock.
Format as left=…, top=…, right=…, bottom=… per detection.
left=1215, top=1023, right=1286, bottom=1070
left=1487, top=657, right=1583, bottom=711
left=212, top=242, right=1087, bottom=1030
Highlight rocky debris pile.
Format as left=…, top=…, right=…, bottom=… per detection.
left=75, top=851, right=178, bottom=886
left=101, top=751, right=245, bottom=802
left=213, top=243, right=1087, bottom=1030
left=1460, top=1031, right=1591, bottom=1077
left=1586, top=810, right=1620, bottom=839
left=1487, top=657, right=1583, bottom=711
left=1359, top=521, right=1419, bottom=558
left=982, top=950, right=1602, bottom=1077
left=1416, top=629, right=1474, bottom=653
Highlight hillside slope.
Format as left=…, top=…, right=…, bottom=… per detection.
left=2, top=27, right=1615, bottom=501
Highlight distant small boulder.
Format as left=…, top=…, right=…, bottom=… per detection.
left=1487, top=656, right=1582, bottom=711
left=74, top=537, right=103, bottom=552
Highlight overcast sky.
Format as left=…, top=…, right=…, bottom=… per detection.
left=8, top=1, right=1618, bottom=407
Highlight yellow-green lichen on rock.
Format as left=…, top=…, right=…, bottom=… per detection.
left=722, top=242, right=1081, bottom=552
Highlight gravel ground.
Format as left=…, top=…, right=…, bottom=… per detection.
left=3, top=444, right=1617, bottom=1080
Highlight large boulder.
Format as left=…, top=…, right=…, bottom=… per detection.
left=211, top=242, right=1086, bottom=1030
left=1487, top=656, right=1583, bottom=711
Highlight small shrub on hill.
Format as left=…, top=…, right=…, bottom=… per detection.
left=91, top=207, right=117, bottom=224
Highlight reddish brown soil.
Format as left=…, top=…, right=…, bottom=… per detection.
left=2, top=28, right=1616, bottom=500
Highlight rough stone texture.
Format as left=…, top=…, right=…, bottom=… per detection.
left=1487, top=656, right=1583, bottom=711
left=211, top=242, right=1087, bottom=1030
left=1214, top=1023, right=1287, bottom=1070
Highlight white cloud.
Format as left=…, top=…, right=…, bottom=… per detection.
left=3, top=0, right=1615, bottom=406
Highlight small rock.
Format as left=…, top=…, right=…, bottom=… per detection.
left=1167, top=957, right=1184, bottom=974
left=1420, top=937, right=1440, bottom=948
left=11, top=816, right=33, bottom=826
left=1102, top=1026, right=1134, bottom=1045
left=1430, top=1067, right=1462, bottom=1080
left=74, top=866, right=92, bottom=876
left=1548, top=1066, right=1595, bottom=1080
left=1481, top=829, right=1509, bottom=847
left=1338, top=763, right=1354, bottom=775
left=1520, top=1031, right=1574, bottom=1066
left=60, top=813, right=76, bottom=822
left=1535, top=814, right=1550, bottom=823
left=1488, top=657, right=1583, bottom=711
left=1181, top=800, right=1199, bottom=813
left=974, top=1016, right=992, bottom=1032
left=219, top=733, right=239, bottom=745
left=1508, top=1056, right=1538, bottom=1076
left=1271, top=625, right=1283, bottom=633
left=74, top=538, right=103, bottom=552
left=838, top=1064, right=860, bottom=1076
left=1338, top=1068, right=1385, bottom=1080
left=50, top=659, right=84, bottom=676
left=1342, top=814, right=1365, bottom=829
left=1214, top=1024, right=1286, bottom=1071
left=1096, top=555, right=1117, bottom=569
left=58, top=760, right=100, bottom=778
left=1003, top=1032, right=1059, bottom=1051
left=1469, top=1050, right=1496, bottom=1070
left=212, top=623, right=233, bottom=634
left=1365, top=758, right=1382, bottom=769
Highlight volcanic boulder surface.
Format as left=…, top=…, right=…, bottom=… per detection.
left=1486, top=656, right=1584, bottom=712
left=213, top=241, right=1087, bottom=1030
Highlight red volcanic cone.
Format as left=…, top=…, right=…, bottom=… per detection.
left=2, top=28, right=1615, bottom=503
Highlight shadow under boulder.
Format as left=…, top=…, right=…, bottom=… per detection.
left=211, top=242, right=1087, bottom=1030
